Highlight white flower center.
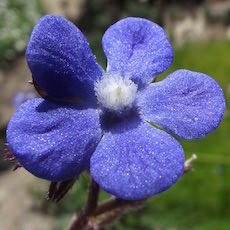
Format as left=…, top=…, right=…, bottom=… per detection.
left=94, top=74, right=137, bottom=112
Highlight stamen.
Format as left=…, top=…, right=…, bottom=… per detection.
left=95, top=74, right=137, bottom=112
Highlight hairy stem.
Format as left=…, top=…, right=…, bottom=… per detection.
left=68, top=178, right=99, bottom=230
left=94, top=197, right=145, bottom=216
left=89, top=208, right=125, bottom=229
left=88, top=198, right=145, bottom=229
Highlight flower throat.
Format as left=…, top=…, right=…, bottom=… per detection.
left=94, top=74, right=137, bottom=113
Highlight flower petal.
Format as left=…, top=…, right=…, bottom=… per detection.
left=7, top=98, right=102, bottom=181
left=102, top=17, right=173, bottom=88
left=90, top=120, right=184, bottom=200
left=26, top=15, right=103, bottom=102
left=138, top=69, right=225, bottom=140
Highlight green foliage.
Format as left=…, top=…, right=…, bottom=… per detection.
left=0, top=0, right=43, bottom=64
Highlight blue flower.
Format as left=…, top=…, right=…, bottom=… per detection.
left=7, top=15, right=225, bottom=200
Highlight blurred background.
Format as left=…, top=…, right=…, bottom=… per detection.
left=0, top=0, right=230, bottom=229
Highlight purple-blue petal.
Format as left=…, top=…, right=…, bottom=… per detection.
left=138, top=69, right=225, bottom=140
left=102, top=17, right=173, bottom=88
left=26, top=15, right=103, bottom=102
left=7, top=98, right=102, bottom=181
left=90, top=120, right=184, bottom=200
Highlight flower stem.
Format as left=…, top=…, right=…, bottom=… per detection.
left=87, top=198, right=145, bottom=229
left=94, top=197, right=145, bottom=216
left=68, top=178, right=100, bottom=230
